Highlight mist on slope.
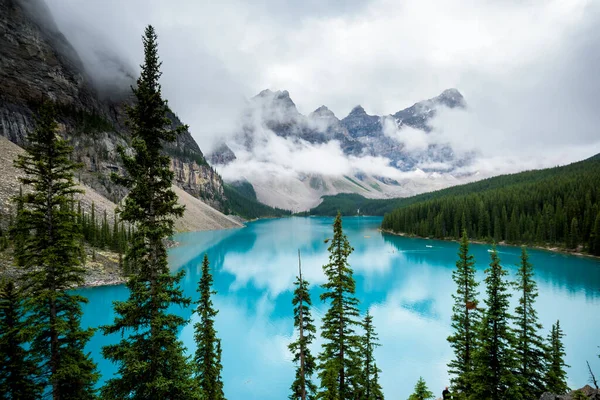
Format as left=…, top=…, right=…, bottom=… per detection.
left=38, top=0, right=600, bottom=193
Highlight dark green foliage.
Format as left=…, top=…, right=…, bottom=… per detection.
left=317, top=213, right=361, bottom=400
left=447, top=230, right=479, bottom=396
left=8, top=186, right=26, bottom=264
left=162, top=145, right=209, bottom=167
left=572, top=390, right=588, bottom=400
left=193, top=254, right=225, bottom=400
left=360, top=312, right=384, bottom=400
left=100, top=25, right=197, bottom=399
left=307, top=193, right=404, bottom=216
left=229, top=180, right=258, bottom=201
left=77, top=201, right=131, bottom=254
left=408, top=377, right=434, bottom=400
left=545, top=320, right=570, bottom=395
left=470, top=247, right=519, bottom=400
left=589, top=212, right=600, bottom=256
left=289, top=253, right=317, bottom=400
left=12, top=101, right=99, bottom=398
left=381, top=155, right=600, bottom=253
left=0, top=280, right=44, bottom=399
left=513, top=247, right=548, bottom=399
left=223, top=183, right=291, bottom=219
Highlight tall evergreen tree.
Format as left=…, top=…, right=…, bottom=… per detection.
left=408, top=377, right=434, bottom=400
left=447, top=230, right=479, bottom=397
left=590, top=212, right=600, bottom=256
left=193, top=254, right=225, bottom=400
left=100, top=25, right=197, bottom=399
left=513, top=247, right=547, bottom=399
left=317, top=213, right=361, bottom=400
left=9, top=186, right=26, bottom=266
left=360, top=311, right=383, bottom=400
left=0, top=280, right=44, bottom=399
left=545, top=320, right=569, bottom=395
left=470, top=246, right=519, bottom=400
left=12, top=101, right=98, bottom=399
left=289, top=250, right=317, bottom=400
left=215, top=339, right=225, bottom=399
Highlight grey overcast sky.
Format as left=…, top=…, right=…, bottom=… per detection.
left=45, top=0, right=600, bottom=163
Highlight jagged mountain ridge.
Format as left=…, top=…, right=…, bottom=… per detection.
left=207, top=87, right=471, bottom=210
left=210, top=87, right=468, bottom=172
left=0, top=0, right=225, bottom=210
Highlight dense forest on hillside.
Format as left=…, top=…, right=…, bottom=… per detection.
left=381, top=155, right=600, bottom=255
left=307, top=193, right=405, bottom=216
left=223, top=181, right=291, bottom=219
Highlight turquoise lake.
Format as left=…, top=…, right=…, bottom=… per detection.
left=77, top=216, right=600, bottom=399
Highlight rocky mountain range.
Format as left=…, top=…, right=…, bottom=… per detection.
left=209, top=87, right=474, bottom=210
left=0, top=0, right=226, bottom=212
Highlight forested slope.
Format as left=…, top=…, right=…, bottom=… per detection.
left=223, top=181, right=291, bottom=219
left=381, top=154, right=600, bottom=255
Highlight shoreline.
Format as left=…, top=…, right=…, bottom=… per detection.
left=78, top=222, right=249, bottom=289
left=380, top=229, right=600, bottom=260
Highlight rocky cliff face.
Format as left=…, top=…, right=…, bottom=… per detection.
left=0, top=0, right=226, bottom=210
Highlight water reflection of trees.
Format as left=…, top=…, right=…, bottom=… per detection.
left=382, top=233, right=600, bottom=300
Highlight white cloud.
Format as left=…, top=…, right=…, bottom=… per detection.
left=382, top=116, right=430, bottom=152
left=41, top=0, right=600, bottom=188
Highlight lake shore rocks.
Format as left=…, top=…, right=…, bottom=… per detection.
left=541, top=385, right=600, bottom=399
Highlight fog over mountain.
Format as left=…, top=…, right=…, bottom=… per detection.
left=41, top=0, right=600, bottom=209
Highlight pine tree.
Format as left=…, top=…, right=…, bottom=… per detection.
left=371, top=364, right=384, bottom=400
left=470, top=246, right=519, bottom=400
left=590, top=212, right=600, bottom=256
left=569, top=218, right=579, bottom=249
left=317, top=213, right=361, bottom=400
left=360, top=312, right=383, bottom=400
left=513, top=247, right=547, bottom=399
left=447, top=230, right=479, bottom=397
left=289, top=250, right=317, bottom=400
left=0, top=280, right=44, bottom=399
left=12, top=101, right=98, bottom=399
left=215, top=339, right=225, bottom=399
left=193, top=254, right=225, bottom=400
left=100, top=25, right=197, bottom=399
left=408, top=377, right=434, bottom=400
left=90, top=202, right=96, bottom=247
left=545, top=320, right=569, bottom=395
left=9, top=186, right=26, bottom=266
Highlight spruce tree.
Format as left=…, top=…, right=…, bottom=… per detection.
left=12, top=101, right=98, bottom=399
left=569, top=217, right=579, bottom=249
left=317, top=213, right=361, bottom=400
left=545, top=320, right=569, bottom=394
left=289, top=250, right=317, bottom=400
left=513, top=247, right=547, bottom=399
left=9, top=186, right=26, bottom=266
left=371, top=364, right=384, bottom=400
left=590, top=212, right=600, bottom=256
left=360, top=311, right=383, bottom=400
left=470, top=246, right=519, bottom=400
left=193, top=254, right=225, bottom=400
left=216, top=339, right=225, bottom=399
left=100, top=25, right=197, bottom=400
left=408, top=377, right=434, bottom=400
left=447, top=229, right=479, bottom=397
left=0, top=280, right=44, bottom=399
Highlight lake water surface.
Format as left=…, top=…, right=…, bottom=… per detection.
left=78, top=216, right=600, bottom=399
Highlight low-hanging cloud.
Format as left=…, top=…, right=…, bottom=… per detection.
left=40, top=0, right=600, bottom=179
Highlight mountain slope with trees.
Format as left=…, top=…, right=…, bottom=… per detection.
left=381, top=154, right=600, bottom=255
